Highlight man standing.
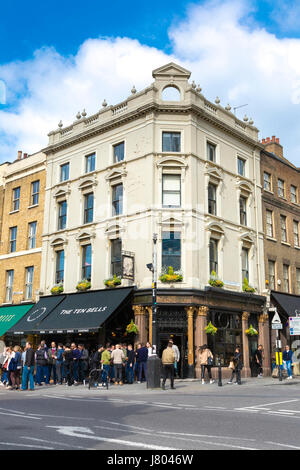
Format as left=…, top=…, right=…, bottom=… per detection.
left=71, top=343, right=80, bottom=384
left=21, top=342, right=35, bottom=391
left=48, top=341, right=57, bottom=384
left=136, top=343, right=148, bottom=383
left=78, top=344, right=89, bottom=384
left=169, top=339, right=180, bottom=378
left=101, top=346, right=111, bottom=387
left=254, top=345, right=264, bottom=377
left=161, top=341, right=176, bottom=390
left=35, top=344, right=50, bottom=386
left=111, top=344, right=125, bottom=385
left=55, top=344, right=64, bottom=385
left=63, top=344, right=73, bottom=386
left=125, top=344, right=135, bottom=384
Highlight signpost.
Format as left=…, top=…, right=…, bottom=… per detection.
left=271, top=309, right=283, bottom=381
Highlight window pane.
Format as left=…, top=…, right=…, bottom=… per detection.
left=56, top=250, right=64, bottom=284
left=163, top=175, right=180, bottom=191
left=162, top=132, right=181, bottom=152
left=207, top=143, right=216, bottom=162
left=84, top=193, right=94, bottom=224
left=112, top=184, right=123, bottom=216
left=113, top=142, right=124, bottom=162
left=162, top=231, right=181, bottom=271
left=82, top=244, right=92, bottom=281
left=86, top=153, right=95, bottom=173
left=111, top=239, right=122, bottom=277
left=60, top=163, right=69, bottom=181
left=162, top=192, right=181, bottom=207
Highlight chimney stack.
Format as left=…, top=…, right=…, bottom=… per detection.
left=23, top=153, right=28, bottom=159
left=17, top=150, right=22, bottom=160
left=261, top=135, right=283, bottom=159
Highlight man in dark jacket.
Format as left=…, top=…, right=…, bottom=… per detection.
left=78, top=344, right=89, bottom=384
left=71, top=343, right=80, bottom=383
left=126, top=344, right=135, bottom=384
left=136, top=343, right=148, bottom=383
left=21, top=342, right=35, bottom=391
left=63, top=344, right=74, bottom=386
left=36, top=344, right=50, bottom=386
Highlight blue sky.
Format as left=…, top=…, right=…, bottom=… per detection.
left=0, top=0, right=300, bottom=164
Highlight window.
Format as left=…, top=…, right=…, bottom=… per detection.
left=278, top=179, right=285, bottom=198
left=264, top=172, right=271, bottom=191
left=237, top=157, right=245, bottom=176
left=291, top=185, right=297, bottom=203
left=84, top=193, right=94, bottom=224
left=162, top=231, right=181, bottom=272
left=82, top=244, right=92, bottom=281
left=58, top=201, right=67, bottom=230
left=268, top=260, right=275, bottom=290
left=162, top=132, right=181, bottom=153
left=266, top=210, right=273, bottom=238
left=294, top=220, right=299, bottom=247
left=207, top=311, right=242, bottom=367
left=12, top=187, right=20, bottom=211
left=239, top=197, right=247, bottom=226
left=28, top=222, right=37, bottom=249
left=296, top=268, right=300, bottom=295
left=111, top=239, right=122, bottom=277
left=25, top=266, right=34, bottom=300
left=209, top=239, right=218, bottom=274
left=60, top=163, right=69, bottom=182
left=31, top=180, right=40, bottom=206
left=162, top=174, right=181, bottom=207
left=241, top=248, right=249, bottom=282
left=112, top=184, right=123, bottom=216
left=9, top=226, right=17, bottom=253
left=283, top=264, right=289, bottom=292
left=113, top=142, right=125, bottom=163
left=280, top=215, right=287, bottom=243
left=208, top=184, right=217, bottom=215
left=56, top=250, right=65, bottom=284
left=85, top=153, right=95, bottom=173
left=207, top=142, right=216, bottom=162
left=5, top=270, right=14, bottom=303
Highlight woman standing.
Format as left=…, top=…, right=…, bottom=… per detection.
left=228, top=347, right=243, bottom=385
left=9, top=346, right=22, bottom=390
left=198, top=344, right=215, bottom=385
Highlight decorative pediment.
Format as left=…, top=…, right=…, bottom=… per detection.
left=76, top=230, right=95, bottom=241
left=205, top=164, right=223, bottom=181
left=206, top=222, right=225, bottom=237
left=105, top=168, right=127, bottom=181
left=152, top=63, right=191, bottom=80
left=53, top=188, right=68, bottom=199
left=159, top=216, right=184, bottom=227
left=105, top=223, right=125, bottom=239
left=50, top=236, right=68, bottom=247
left=157, top=155, right=187, bottom=169
left=236, top=179, right=252, bottom=194
left=78, top=177, right=97, bottom=190
left=240, top=231, right=255, bottom=245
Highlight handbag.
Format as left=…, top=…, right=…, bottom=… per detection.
left=207, top=356, right=213, bottom=366
left=228, top=361, right=235, bottom=370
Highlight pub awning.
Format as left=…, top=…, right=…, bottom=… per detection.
left=271, top=292, right=300, bottom=317
left=8, top=295, right=66, bottom=335
left=0, top=304, right=34, bottom=337
left=30, top=287, right=133, bottom=334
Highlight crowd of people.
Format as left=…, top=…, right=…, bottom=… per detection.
left=0, top=338, right=181, bottom=390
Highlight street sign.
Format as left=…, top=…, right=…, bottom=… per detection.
left=272, top=323, right=283, bottom=330
left=272, top=311, right=282, bottom=330
left=272, top=311, right=281, bottom=323
left=289, top=317, right=300, bottom=336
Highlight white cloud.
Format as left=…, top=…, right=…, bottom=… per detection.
left=0, top=0, right=300, bottom=165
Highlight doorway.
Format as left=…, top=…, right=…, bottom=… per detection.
left=158, top=332, right=188, bottom=379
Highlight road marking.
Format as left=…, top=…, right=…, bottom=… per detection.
left=0, top=407, right=25, bottom=414
left=265, top=411, right=295, bottom=416
left=101, top=420, right=156, bottom=433
left=159, top=431, right=256, bottom=442
left=0, top=411, right=40, bottom=420
left=265, top=441, right=300, bottom=450
left=243, top=399, right=299, bottom=409
left=0, top=441, right=53, bottom=449
left=279, top=409, right=300, bottom=414
left=20, top=436, right=91, bottom=450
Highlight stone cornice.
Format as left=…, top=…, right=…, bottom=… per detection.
left=263, top=192, right=300, bottom=216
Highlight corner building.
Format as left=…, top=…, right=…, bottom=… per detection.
left=39, top=63, right=267, bottom=378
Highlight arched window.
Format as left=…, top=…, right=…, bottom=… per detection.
left=162, top=86, right=181, bottom=101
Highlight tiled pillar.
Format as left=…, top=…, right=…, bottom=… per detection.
left=132, top=305, right=147, bottom=346
left=195, top=306, right=208, bottom=378
left=259, top=313, right=271, bottom=376
left=242, top=312, right=251, bottom=378
left=185, top=306, right=195, bottom=378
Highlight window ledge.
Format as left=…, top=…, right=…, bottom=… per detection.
left=28, top=204, right=39, bottom=210
left=266, top=236, right=277, bottom=242
left=291, top=201, right=300, bottom=207
left=281, top=241, right=291, bottom=247
left=264, top=189, right=274, bottom=195
left=9, top=210, right=19, bottom=215
left=295, top=245, right=300, bottom=250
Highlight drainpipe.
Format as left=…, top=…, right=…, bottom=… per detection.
left=252, top=149, right=262, bottom=293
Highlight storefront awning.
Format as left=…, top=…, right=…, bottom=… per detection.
left=30, top=287, right=133, bottom=334
left=271, top=292, right=300, bottom=317
left=9, top=295, right=66, bottom=335
left=0, top=304, right=34, bottom=337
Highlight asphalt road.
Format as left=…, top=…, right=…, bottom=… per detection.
left=0, top=378, right=299, bottom=451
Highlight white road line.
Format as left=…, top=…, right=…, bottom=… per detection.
left=20, top=436, right=91, bottom=450
left=101, top=420, right=156, bottom=433
left=265, top=441, right=300, bottom=450
left=0, top=407, right=25, bottom=414
left=0, top=441, right=53, bottom=449
left=244, top=399, right=299, bottom=409
left=0, top=411, right=41, bottom=420
left=266, top=411, right=295, bottom=416
left=159, top=431, right=256, bottom=442
left=279, top=409, right=300, bottom=414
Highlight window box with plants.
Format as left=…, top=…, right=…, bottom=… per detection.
left=159, top=266, right=183, bottom=283
left=208, top=271, right=224, bottom=288
left=76, top=280, right=91, bottom=292
left=242, top=278, right=255, bottom=293
left=50, top=284, right=64, bottom=295
left=104, top=275, right=122, bottom=288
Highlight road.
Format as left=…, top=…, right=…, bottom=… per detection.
left=0, top=377, right=299, bottom=451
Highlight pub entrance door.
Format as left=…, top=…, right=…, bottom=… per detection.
left=158, top=332, right=188, bottom=379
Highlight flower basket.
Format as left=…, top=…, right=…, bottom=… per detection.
left=242, top=277, right=255, bottom=293
left=245, top=324, right=258, bottom=336
left=50, top=284, right=64, bottom=295
left=208, top=271, right=224, bottom=288
left=159, top=266, right=183, bottom=283
left=126, top=320, right=139, bottom=335
left=104, top=275, right=122, bottom=288
left=76, top=280, right=91, bottom=292
left=205, top=321, right=218, bottom=335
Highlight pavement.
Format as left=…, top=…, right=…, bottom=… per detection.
left=0, top=376, right=300, bottom=452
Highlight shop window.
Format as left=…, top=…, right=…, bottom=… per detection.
left=207, top=311, right=242, bottom=367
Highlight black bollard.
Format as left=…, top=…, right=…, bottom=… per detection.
left=217, top=357, right=222, bottom=386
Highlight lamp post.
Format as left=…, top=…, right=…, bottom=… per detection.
left=146, top=233, right=161, bottom=388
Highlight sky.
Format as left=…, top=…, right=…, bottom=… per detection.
left=0, top=0, right=300, bottom=165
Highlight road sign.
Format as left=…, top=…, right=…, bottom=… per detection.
left=289, top=317, right=300, bottom=336
left=272, top=311, right=281, bottom=324
left=271, top=311, right=282, bottom=330
left=272, top=323, right=283, bottom=330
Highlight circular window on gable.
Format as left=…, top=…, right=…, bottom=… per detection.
left=162, top=85, right=181, bottom=102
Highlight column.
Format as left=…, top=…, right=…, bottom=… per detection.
left=259, top=313, right=271, bottom=376
left=242, top=312, right=251, bottom=378
left=185, top=306, right=195, bottom=378
left=145, top=306, right=152, bottom=345
left=195, top=306, right=208, bottom=378
left=132, top=305, right=147, bottom=346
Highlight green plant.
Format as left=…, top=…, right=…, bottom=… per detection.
left=126, top=320, right=139, bottom=335
left=205, top=321, right=218, bottom=335
left=245, top=324, right=258, bottom=336
left=208, top=271, right=224, bottom=288
left=50, top=284, right=64, bottom=295
left=104, top=275, right=122, bottom=287
left=242, top=277, right=255, bottom=293
left=76, top=279, right=92, bottom=291
left=159, top=266, right=183, bottom=283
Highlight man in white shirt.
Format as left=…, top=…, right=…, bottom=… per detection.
left=169, top=339, right=180, bottom=378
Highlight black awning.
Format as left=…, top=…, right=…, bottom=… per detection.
left=31, top=287, right=133, bottom=334
left=9, top=295, right=66, bottom=335
left=271, top=292, right=300, bottom=317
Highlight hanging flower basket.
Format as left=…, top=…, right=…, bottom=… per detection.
left=242, top=277, right=255, bottom=293
left=245, top=324, right=258, bottom=336
left=104, top=275, right=122, bottom=288
left=126, top=320, right=139, bottom=335
left=76, top=280, right=91, bottom=292
left=208, top=271, right=224, bottom=288
left=159, top=266, right=183, bottom=283
left=50, top=284, right=64, bottom=295
left=205, top=321, right=218, bottom=335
